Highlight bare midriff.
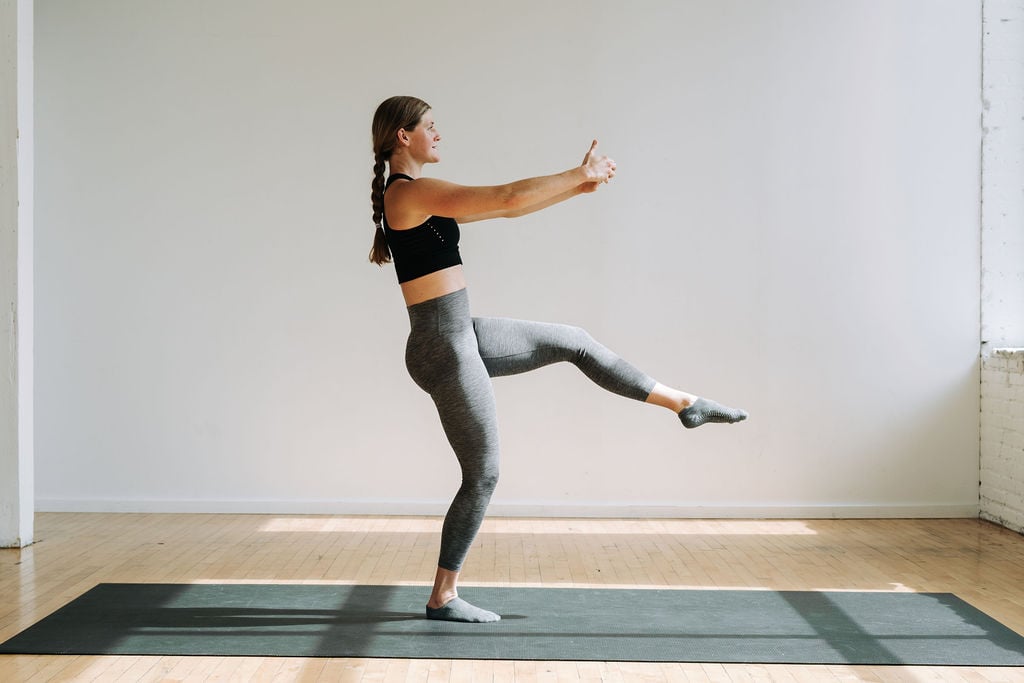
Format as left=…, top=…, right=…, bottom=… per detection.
left=399, top=265, right=467, bottom=307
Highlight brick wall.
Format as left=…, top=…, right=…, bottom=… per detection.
left=981, top=350, right=1024, bottom=533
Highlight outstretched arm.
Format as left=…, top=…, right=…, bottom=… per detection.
left=386, top=140, right=614, bottom=228
left=457, top=184, right=594, bottom=223
left=458, top=140, right=609, bottom=223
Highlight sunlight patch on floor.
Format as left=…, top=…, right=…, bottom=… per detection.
left=256, top=516, right=820, bottom=536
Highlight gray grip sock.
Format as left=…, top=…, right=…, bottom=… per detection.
left=679, top=397, right=748, bottom=429
left=425, top=597, right=501, bottom=623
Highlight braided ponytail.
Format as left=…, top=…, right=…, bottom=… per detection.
left=368, top=96, right=431, bottom=267
left=369, top=153, right=391, bottom=265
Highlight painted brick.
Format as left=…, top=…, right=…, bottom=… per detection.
left=980, top=350, right=1024, bottom=534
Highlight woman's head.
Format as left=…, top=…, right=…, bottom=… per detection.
left=369, top=96, right=431, bottom=265
left=372, top=96, right=432, bottom=162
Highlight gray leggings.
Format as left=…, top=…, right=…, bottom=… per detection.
left=405, top=288, right=657, bottom=571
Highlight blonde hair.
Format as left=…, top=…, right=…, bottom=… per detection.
left=369, top=96, right=431, bottom=265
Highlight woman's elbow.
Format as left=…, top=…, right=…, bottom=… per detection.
left=497, top=186, right=526, bottom=211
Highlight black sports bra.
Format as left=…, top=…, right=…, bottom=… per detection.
left=382, top=174, right=463, bottom=284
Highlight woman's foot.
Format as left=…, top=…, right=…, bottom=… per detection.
left=679, top=397, right=748, bottom=428
left=426, top=596, right=501, bottom=623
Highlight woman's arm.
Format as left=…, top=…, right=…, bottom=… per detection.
left=457, top=182, right=600, bottom=223
left=386, top=141, right=614, bottom=228
left=460, top=140, right=610, bottom=222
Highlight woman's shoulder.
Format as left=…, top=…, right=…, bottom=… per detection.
left=386, top=173, right=415, bottom=187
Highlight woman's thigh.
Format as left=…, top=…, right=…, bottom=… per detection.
left=408, top=322, right=500, bottom=467
left=472, top=316, right=587, bottom=378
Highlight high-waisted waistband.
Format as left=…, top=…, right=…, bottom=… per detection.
left=406, top=288, right=471, bottom=334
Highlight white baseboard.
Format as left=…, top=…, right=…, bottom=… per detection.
left=36, top=498, right=980, bottom=519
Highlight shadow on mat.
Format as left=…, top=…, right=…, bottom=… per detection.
left=778, top=590, right=904, bottom=664
left=107, top=606, right=423, bottom=627
left=776, top=590, right=1024, bottom=665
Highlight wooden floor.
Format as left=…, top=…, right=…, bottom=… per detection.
left=1, top=515, right=1023, bottom=682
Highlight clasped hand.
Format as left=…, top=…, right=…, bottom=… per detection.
left=580, top=139, right=616, bottom=193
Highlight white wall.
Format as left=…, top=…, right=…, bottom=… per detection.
left=35, top=0, right=982, bottom=517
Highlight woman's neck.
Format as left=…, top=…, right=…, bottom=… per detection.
left=388, top=157, right=422, bottom=179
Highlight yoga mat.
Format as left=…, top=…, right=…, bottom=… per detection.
left=2, top=584, right=1023, bottom=665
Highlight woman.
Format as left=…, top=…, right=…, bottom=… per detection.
left=370, top=96, right=747, bottom=623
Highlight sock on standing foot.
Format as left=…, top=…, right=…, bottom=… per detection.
left=425, top=597, right=501, bottom=623
left=679, top=397, right=748, bottom=429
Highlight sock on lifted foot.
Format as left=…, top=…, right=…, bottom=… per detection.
left=426, top=597, right=501, bottom=623
left=679, top=397, right=748, bottom=429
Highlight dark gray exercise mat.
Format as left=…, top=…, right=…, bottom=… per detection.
left=1, top=584, right=1023, bottom=665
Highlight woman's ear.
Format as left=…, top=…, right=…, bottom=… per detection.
left=396, top=128, right=410, bottom=147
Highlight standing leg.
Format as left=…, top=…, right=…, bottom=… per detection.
left=422, top=367, right=503, bottom=623
left=405, top=294, right=503, bottom=623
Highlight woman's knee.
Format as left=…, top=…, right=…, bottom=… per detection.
left=465, top=462, right=500, bottom=497
left=570, top=324, right=594, bottom=345
left=558, top=324, right=597, bottom=361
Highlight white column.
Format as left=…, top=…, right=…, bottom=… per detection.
left=981, top=0, right=1024, bottom=350
left=0, top=0, right=33, bottom=549
left=979, top=0, right=1024, bottom=533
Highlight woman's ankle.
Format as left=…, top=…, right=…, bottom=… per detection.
left=427, top=593, right=456, bottom=609
left=429, top=566, right=460, bottom=609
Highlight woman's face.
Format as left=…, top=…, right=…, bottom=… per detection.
left=404, top=112, right=441, bottom=164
